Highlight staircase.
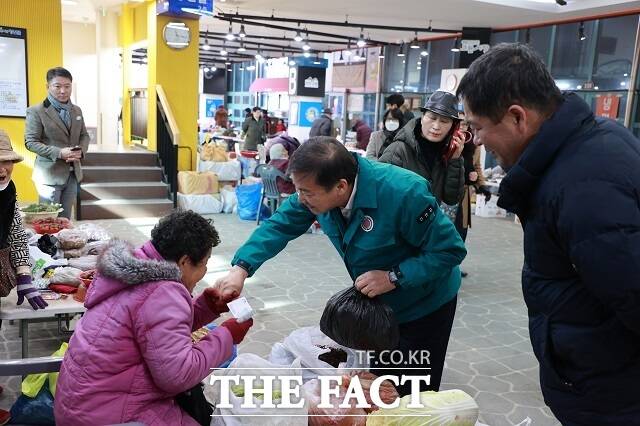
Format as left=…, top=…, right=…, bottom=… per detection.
left=79, top=150, right=174, bottom=220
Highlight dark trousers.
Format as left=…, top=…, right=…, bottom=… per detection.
left=454, top=205, right=468, bottom=243
left=371, top=296, right=457, bottom=397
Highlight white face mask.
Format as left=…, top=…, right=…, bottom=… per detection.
left=0, top=181, right=10, bottom=191
left=385, top=120, right=400, bottom=132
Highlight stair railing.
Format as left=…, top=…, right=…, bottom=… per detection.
left=156, top=85, right=180, bottom=208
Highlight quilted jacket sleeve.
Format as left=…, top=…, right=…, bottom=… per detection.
left=135, top=283, right=234, bottom=394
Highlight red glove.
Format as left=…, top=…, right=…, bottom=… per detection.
left=203, top=287, right=237, bottom=314
left=220, top=318, right=253, bottom=344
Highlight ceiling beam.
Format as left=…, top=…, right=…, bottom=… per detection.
left=199, top=31, right=347, bottom=45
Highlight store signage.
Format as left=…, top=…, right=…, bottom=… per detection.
left=157, top=0, right=214, bottom=17
left=304, top=77, right=319, bottom=89
left=595, top=94, right=620, bottom=119
left=461, top=39, right=490, bottom=54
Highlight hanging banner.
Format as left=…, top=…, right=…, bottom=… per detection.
left=595, top=94, right=620, bottom=119
left=0, top=26, right=28, bottom=118
left=157, top=0, right=214, bottom=17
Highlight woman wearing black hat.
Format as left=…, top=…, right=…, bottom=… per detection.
left=379, top=90, right=465, bottom=206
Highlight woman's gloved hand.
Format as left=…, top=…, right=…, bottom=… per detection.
left=477, top=185, right=493, bottom=202
left=220, top=318, right=253, bottom=344
left=17, top=275, right=48, bottom=310
left=203, top=287, right=238, bottom=314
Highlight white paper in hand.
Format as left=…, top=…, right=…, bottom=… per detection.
left=227, top=297, right=254, bottom=323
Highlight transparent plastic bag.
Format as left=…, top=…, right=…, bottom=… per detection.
left=303, top=379, right=367, bottom=426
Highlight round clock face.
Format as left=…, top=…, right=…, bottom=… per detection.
left=163, top=22, right=190, bottom=50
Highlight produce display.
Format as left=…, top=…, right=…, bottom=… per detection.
left=32, top=217, right=72, bottom=234
left=21, top=203, right=62, bottom=213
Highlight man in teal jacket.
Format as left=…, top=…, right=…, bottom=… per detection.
left=217, top=137, right=466, bottom=395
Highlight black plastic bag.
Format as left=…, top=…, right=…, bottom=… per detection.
left=37, top=235, right=59, bottom=257
left=176, top=382, right=213, bottom=426
left=320, top=286, right=400, bottom=351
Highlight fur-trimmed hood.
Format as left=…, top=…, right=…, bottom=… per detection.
left=85, top=240, right=182, bottom=308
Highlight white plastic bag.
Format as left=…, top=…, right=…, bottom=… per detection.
left=28, top=245, right=67, bottom=279
left=177, top=193, right=223, bottom=214
left=366, top=389, right=479, bottom=426
left=56, top=229, right=88, bottom=249
left=198, top=159, right=242, bottom=181
left=209, top=353, right=307, bottom=426
left=269, top=326, right=369, bottom=382
left=74, top=223, right=111, bottom=241
left=49, top=266, right=83, bottom=286
left=68, top=255, right=98, bottom=271
left=221, top=186, right=238, bottom=214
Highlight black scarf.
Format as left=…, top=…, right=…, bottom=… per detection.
left=414, top=121, right=446, bottom=173
left=378, top=129, right=400, bottom=157
left=0, top=181, right=17, bottom=249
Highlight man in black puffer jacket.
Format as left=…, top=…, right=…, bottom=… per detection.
left=458, top=43, right=640, bottom=426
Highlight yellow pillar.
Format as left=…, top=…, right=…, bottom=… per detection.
left=148, top=9, right=199, bottom=170
left=119, top=4, right=134, bottom=146
left=0, top=0, right=63, bottom=202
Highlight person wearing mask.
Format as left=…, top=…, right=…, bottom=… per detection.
left=54, top=211, right=253, bottom=426
left=386, top=93, right=416, bottom=125
left=0, top=129, right=48, bottom=311
left=366, top=109, right=405, bottom=160
left=24, top=67, right=90, bottom=219
left=242, top=107, right=265, bottom=151
left=267, top=144, right=295, bottom=195
left=379, top=91, right=465, bottom=207
left=309, top=108, right=334, bottom=138
left=352, top=118, right=372, bottom=151
left=215, top=137, right=466, bottom=397
left=458, top=42, right=640, bottom=425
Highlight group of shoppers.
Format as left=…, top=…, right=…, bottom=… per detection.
left=0, top=43, right=638, bottom=425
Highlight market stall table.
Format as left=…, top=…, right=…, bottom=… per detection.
left=0, top=289, right=86, bottom=358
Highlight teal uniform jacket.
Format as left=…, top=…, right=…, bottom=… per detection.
left=232, top=155, right=467, bottom=324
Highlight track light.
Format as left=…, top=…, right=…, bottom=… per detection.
left=237, top=43, right=246, bottom=52
left=579, top=22, right=586, bottom=41
left=203, top=66, right=210, bottom=72
left=238, top=23, right=246, bottom=38
left=410, top=32, right=420, bottom=49
left=225, top=23, right=235, bottom=41
left=451, top=38, right=460, bottom=52
left=344, top=40, right=353, bottom=56
left=379, top=47, right=385, bottom=59
left=202, top=39, right=210, bottom=51
left=397, top=43, right=405, bottom=57
left=313, top=54, right=321, bottom=65
left=294, top=30, right=303, bottom=42
left=357, top=28, right=366, bottom=48
left=211, top=66, right=217, bottom=72
left=302, top=41, right=311, bottom=51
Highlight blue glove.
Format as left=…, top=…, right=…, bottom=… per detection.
left=17, top=275, right=48, bottom=310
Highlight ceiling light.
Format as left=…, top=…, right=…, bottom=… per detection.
left=378, top=47, right=385, bottom=59
left=313, top=54, right=321, bottom=65
left=303, top=51, right=311, bottom=58
left=420, top=49, right=429, bottom=56
left=239, top=24, right=246, bottom=38
left=451, top=38, right=460, bottom=52
left=247, top=65, right=256, bottom=70
left=353, top=51, right=361, bottom=61
left=225, top=61, right=231, bottom=65
left=294, top=30, right=303, bottom=42
left=624, top=73, right=629, bottom=77
left=211, top=66, right=217, bottom=72
left=237, top=43, right=246, bottom=52
left=578, top=22, right=586, bottom=41
left=357, top=29, right=366, bottom=48
left=202, top=39, right=210, bottom=51
left=239, top=65, right=245, bottom=70
left=302, top=41, right=311, bottom=51
left=220, top=47, right=228, bottom=56
left=397, top=43, right=405, bottom=57
left=203, top=66, right=210, bottom=72
left=289, top=60, right=296, bottom=66
left=61, top=0, right=78, bottom=5
left=410, top=33, right=420, bottom=49
left=227, top=68, right=232, bottom=71
left=226, top=24, right=235, bottom=41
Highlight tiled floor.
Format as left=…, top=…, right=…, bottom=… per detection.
left=0, top=214, right=560, bottom=425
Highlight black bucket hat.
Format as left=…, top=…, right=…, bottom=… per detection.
left=420, top=90, right=460, bottom=120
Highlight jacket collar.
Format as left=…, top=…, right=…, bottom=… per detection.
left=43, top=97, right=71, bottom=136
left=351, top=154, right=378, bottom=210
left=498, top=93, right=594, bottom=215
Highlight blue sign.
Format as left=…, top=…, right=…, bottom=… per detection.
left=299, top=102, right=324, bottom=127
left=288, top=56, right=328, bottom=69
left=157, top=0, right=214, bottom=17
left=205, top=98, right=223, bottom=117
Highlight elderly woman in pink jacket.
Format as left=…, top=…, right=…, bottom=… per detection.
left=54, top=211, right=253, bottom=426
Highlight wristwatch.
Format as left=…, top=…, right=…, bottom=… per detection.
left=388, top=270, right=399, bottom=287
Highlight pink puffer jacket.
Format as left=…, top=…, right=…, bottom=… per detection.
left=54, top=240, right=233, bottom=426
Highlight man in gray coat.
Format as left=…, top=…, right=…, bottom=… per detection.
left=309, top=108, right=334, bottom=138
left=25, top=67, right=90, bottom=218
